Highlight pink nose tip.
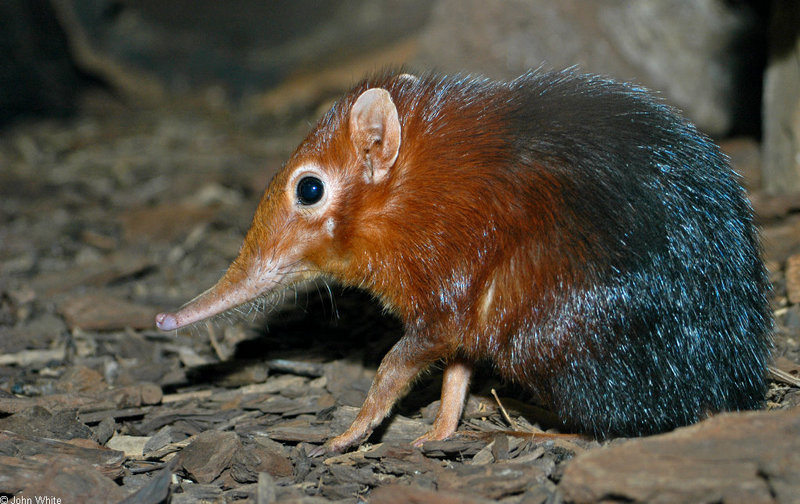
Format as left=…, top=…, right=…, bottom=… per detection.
left=155, top=312, right=179, bottom=331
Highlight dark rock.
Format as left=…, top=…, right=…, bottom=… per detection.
left=51, top=0, right=432, bottom=98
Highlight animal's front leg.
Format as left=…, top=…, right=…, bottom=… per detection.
left=310, top=335, right=442, bottom=456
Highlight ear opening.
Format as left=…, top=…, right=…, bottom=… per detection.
left=349, top=88, right=401, bottom=183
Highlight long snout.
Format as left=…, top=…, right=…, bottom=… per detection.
left=155, top=277, right=255, bottom=330
left=155, top=259, right=274, bottom=331
left=156, top=196, right=300, bottom=332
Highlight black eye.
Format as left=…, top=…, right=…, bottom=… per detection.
left=296, top=176, right=324, bottom=205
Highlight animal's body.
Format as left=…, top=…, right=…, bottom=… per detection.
left=156, top=69, right=772, bottom=454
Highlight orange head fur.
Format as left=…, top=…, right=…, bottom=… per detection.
left=156, top=72, right=570, bottom=350
left=156, top=76, right=427, bottom=329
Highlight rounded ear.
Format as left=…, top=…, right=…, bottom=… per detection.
left=349, top=88, right=401, bottom=183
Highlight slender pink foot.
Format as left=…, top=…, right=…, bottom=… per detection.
left=412, top=428, right=456, bottom=447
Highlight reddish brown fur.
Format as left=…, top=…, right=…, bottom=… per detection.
left=202, top=74, right=587, bottom=451
left=269, top=75, right=589, bottom=450
left=256, top=75, right=577, bottom=451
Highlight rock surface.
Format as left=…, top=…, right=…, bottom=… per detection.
left=416, top=0, right=765, bottom=136
left=560, top=408, right=800, bottom=504
left=762, top=0, right=800, bottom=194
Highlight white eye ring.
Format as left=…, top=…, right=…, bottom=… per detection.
left=289, top=164, right=333, bottom=212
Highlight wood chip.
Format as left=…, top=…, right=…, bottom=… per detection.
left=266, top=418, right=330, bottom=444
left=59, top=293, right=159, bottom=330
left=178, top=430, right=241, bottom=484
left=370, top=484, right=493, bottom=504
left=0, top=430, right=125, bottom=479
left=786, top=254, right=800, bottom=305
left=2, top=456, right=127, bottom=503
left=0, top=348, right=65, bottom=366
left=107, top=433, right=151, bottom=459
left=118, top=461, right=174, bottom=504
left=230, top=442, right=293, bottom=482
left=560, top=408, right=800, bottom=503
left=162, top=389, right=214, bottom=403
left=120, top=203, right=215, bottom=244
left=32, top=251, right=154, bottom=296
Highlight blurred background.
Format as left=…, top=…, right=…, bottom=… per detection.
left=2, top=0, right=799, bottom=193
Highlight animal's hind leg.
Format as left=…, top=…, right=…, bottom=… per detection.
left=413, top=357, right=472, bottom=446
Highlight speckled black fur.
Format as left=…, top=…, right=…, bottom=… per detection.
left=498, top=70, right=773, bottom=436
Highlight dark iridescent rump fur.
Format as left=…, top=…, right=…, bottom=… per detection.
left=502, top=70, right=772, bottom=436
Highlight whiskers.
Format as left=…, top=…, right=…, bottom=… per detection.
left=174, top=256, right=342, bottom=337
left=315, top=277, right=340, bottom=320
left=234, top=282, right=297, bottom=321
left=218, top=276, right=341, bottom=332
